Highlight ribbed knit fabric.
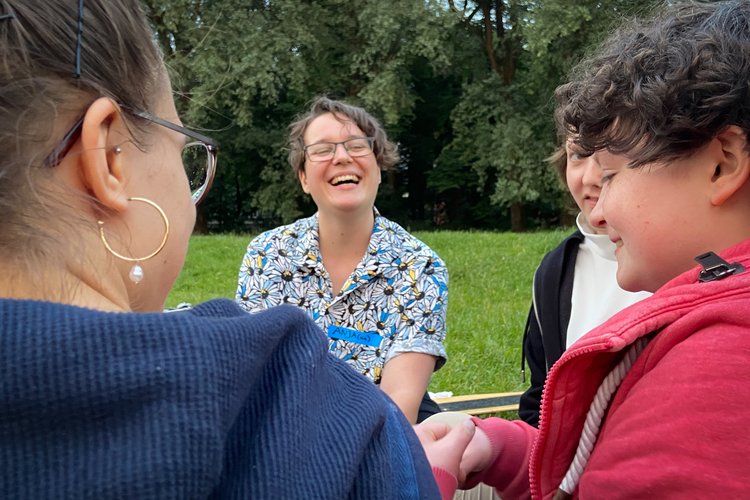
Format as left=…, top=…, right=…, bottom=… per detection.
left=0, top=298, right=439, bottom=499
left=431, top=467, right=457, bottom=499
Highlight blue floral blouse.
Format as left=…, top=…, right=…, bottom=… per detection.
left=236, top=211, right=448, bottom=383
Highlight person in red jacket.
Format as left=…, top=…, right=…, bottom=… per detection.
left=417, top=1, right=750, bottom=497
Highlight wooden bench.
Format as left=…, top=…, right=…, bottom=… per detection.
left=433, top=391, right=523, bottom=416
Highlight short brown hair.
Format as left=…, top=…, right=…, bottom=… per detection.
left=287, top=97, right=399, bottom=173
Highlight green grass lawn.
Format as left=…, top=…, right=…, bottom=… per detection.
left=167, top=229, right=571, bottom=396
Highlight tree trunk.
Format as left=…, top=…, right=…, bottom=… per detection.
left=193, top=205, right=208, bottom=234
left=387, top=168, right=397, bottom=191
left=481, top=1, right=500, bottom=75
left=510, top=202, right=524, bottom=232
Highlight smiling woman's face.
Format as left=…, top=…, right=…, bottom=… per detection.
left=298, top=112, right=381, bottom=216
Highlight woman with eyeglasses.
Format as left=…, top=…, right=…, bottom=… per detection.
left=236, top=97, right=449, bottom=424
left=0, top=2, right=440, bottom=498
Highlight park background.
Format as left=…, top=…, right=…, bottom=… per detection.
left=155, top=0, right=662, bottom=395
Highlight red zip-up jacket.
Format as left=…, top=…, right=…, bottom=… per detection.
left=437, top=237, right=750, bottom=499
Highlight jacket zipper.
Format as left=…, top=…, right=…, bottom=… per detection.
left=529, top=341, right=605, bottom=499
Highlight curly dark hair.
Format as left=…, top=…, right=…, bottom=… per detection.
left=287, top=96, right=399, bottom=173
left=555, top=0, right=750, bottom=167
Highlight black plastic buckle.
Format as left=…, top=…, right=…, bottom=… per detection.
left=694, top=251, right=746, bottom=283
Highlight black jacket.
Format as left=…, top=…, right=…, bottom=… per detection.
left=518, top=230, right=584, bottom=427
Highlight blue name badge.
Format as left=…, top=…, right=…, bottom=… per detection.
left=327, top=325, right=383, bottom=348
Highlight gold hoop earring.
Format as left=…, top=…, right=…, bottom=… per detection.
left=98, top=197, right=170, bottom=284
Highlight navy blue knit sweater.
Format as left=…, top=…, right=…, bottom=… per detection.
left=0, top=299, right=439, bottom=499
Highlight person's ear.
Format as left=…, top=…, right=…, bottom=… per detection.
left=710, top=125, right=750, bottom=206
left=78, top=98, right=128, bottom=212
left=298, top=168, right=310, bottom=194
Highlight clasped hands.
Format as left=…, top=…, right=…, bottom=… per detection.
left=413, top=417, right=493, bottom=488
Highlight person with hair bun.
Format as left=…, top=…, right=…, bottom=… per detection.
left=0, top=2, right=439, bottom=497
left=237, top=97, right=448, bottom=424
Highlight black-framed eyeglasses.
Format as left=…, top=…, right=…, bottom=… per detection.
left=303, top=137, right=374, bottom=162
left=43, top=109, right=219, bottom=206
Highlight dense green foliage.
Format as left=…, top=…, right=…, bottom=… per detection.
left=167, top=229, right=570, bottom=394
left=144, top=0, right=660, bottom=232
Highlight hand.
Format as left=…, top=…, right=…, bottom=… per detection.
left=414, top=419, right=476, bottom=484
left=459, top=426, right=493, bottom=480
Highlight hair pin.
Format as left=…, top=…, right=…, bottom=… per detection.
left=73, top=0, right=85, bottom=78
left=0, top=13, right=15, bottom=21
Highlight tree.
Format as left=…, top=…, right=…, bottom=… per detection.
left=144, top=0, right=459, bottom=232
left=142, top=0, right=662, bottom=232
left=431, top=0, right=659, bottom=231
